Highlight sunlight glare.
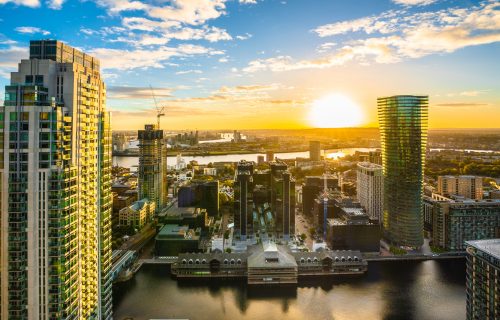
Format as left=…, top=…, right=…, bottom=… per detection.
left=308, top=94, right=364, bottom=128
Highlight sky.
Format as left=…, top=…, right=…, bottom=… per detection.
left=0, top=0, right=499, bottom=130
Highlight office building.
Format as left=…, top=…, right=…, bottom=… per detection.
left=233, top=161, right=295, bottom=241
left=138, top=124, right=167, bottom=213
left=378, top=95, right=428, bottom=248
left=309, top=140, right=321, bottom=161
left=266, top=151, right=275, bottom=162
left=178, top=180, right=219, bottom=216
left=465, top=239, right=500, bottom=320
left=119, top=198, right=155, bottom=229
left=356, top=162, right=383, bottom=222
left=0, top=40, right=112, bottom=319
left=424, top=194, right=500, bottom=251
left=437, top=175, right=483, bottom=200
left=302, top=175, right=339, bottom=217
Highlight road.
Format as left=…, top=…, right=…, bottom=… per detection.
left=295, top=209, right=313, bottom=250
left=119, top=222, right=157, bottom=252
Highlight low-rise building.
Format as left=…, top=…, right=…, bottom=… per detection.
left=119, top=199, right=155, bottom=229
left=155, top=224, right=201, bottom=256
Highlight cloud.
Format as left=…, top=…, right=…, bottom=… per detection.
left=247, top=1, right=500, bottom=72
left=15, top=26, right=50, bottom=35
left=90, top=44, right=223, bottom=70
left=175, top=69, right=202, bottom=75
left=236, top=33, right=252, bottom=40
left=107, top=86, right=173, bottom=99
left=218, top=57, right=228, bottom=63
left=316, top=42, right=337, bottom=53
left=0, top=44, right=28, bottom=78
left=95, top=0, right=227, bottom=26
left=239, top=0, right=257, bottom=4
left=392, top=0, right=436, bottom=6
left=433, top=102, right=489, bottom=108
left=459, top=90, right=489, bottom=97
left=119, top=18, right=232, bottom=44
left=47, top=0, right=63, bottom=9
left=0, top=0, right=40, bottom=7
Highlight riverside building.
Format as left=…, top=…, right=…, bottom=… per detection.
left=378, top=95, right=428, bottom=248
left=0, top=40, right=112, bottom=319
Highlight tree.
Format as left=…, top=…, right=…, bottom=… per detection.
left=224, top=230, right=230, bottom=240
left=300, top=233, right=307, bottom=241
left=309, top=227, right=316, bottom=237
left=225, top=248, right=232, bottom=253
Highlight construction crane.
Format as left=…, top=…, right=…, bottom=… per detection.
left=150, top=85, right=165, bottom=129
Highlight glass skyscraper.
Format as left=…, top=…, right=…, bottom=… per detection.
left=377, top=95, right=428, bottom=248
left=0, top=40, right=112, bottom=319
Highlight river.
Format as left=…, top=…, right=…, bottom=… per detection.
left=112, top=259, right=466, bottom=320
left=112, top=148, right=377, bottom=169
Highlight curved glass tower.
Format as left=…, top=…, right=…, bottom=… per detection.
left=377, top=95, right=428, bottom=248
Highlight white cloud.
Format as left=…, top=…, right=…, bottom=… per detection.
left=218, top=57, right=228, bottom=63
left=247, top=1, right=500, bottom=72
left=90, top=44, right=223, bottom=70
left=236, top=33, right=252, bottom=40
left=0, top=45, right=28, bottom=78
left=0, top=0, right=40, bottom=8
left=316, top=42, right=337, bottom=53
left=392, top=0, right=436, bottom=6
left=47, top=0, right=63, bottom=9
left=15, top=26, right=50, bottom=35
left=95, top=0, right=227, bottom=26
left=176, top=69, right=202, bottom=75
left=239, top=0, right=257, bottom=4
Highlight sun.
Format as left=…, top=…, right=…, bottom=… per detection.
left=308, top=93, right=364, bottom=128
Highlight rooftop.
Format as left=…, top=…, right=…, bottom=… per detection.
left=157, top=224, right=199, bottom=240
left=466, top=239, right=500, bottom=260
left=357, top=162, right=383, bottom=169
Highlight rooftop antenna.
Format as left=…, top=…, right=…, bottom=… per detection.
left=150, top=85, right=165, bottom=129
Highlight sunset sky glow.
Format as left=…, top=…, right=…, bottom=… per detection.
left=0, top=0, right=499, bottom=130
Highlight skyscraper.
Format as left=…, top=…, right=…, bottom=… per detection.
left=356, top=162, right=383, bottom=222
left=234, top=161, right=254, bottom=240
left=309, top=141, right=321, bottom=161
left=465, top=239, right=500, bottom=320
left=0, top=40, right=112, bottom=319
left=378, top=95, right=428, bottom=248
left=138, top=124, right=168, bottom=213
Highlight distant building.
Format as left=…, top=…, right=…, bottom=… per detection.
left=378, top=95, right=428, bottom=248
left=302, top=175, right=339, bottom=217
left=465, top=239, right=500, bottom=319
left=203, top=167, right=217, bottom=176
left=424, top=194, right=500, bottom=250
left=266, top=151, right=275, bottom=162
left=437, top=175, right=483, bottom=200
left=257, top=155, right=265, bottom=165
left=119, top=199, right=155, bottom=229
left=356, top=162, right=383, bottom=222
left=369, top=150, right=382, bottom=165
left=309, top=141, right=321, bottom=161
left=138, top=124, right=168, bottom=213
left=178, top=181, right=219, bottom=216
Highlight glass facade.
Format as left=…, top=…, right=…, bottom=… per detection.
left=377, top=95, right=428, bottom=248
left=1, top=40, right=112, bottom=319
